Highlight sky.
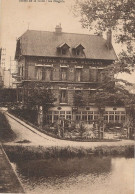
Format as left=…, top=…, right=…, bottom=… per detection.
left=0, top=0, right=134, bottom=83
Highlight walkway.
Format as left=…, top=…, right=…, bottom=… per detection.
left=0, top=144, right=24, bottom=193
left=4, top=112, right=134, bottom=149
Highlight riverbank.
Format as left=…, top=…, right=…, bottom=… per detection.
left=1, top=110, right=134, bottom=160
left=3, top=143, right=134, bottom=161
left=0, top=144, right=24, bottom=193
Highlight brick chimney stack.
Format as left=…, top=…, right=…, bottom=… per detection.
left=106, top=29, right=112, bottom=49
left=55, top=24, right=62, bottom=34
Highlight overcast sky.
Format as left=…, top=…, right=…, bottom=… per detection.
left=0, top=0, right=134, bottom=83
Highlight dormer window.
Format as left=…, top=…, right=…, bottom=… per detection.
left=62, top=48, right=67, bottom=55
left=72, top=44, right=85, bottom=56
left=76, top=49, right=80, bottom=56
left=57, top=43, right=70, bottom=55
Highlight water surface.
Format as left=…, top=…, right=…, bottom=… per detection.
left=12, top=156, right=134, bottom=194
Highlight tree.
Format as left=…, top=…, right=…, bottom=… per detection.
left=74, top=0, right=135, bottom=72
left=22, top=82, right=56, bottom=127
left=74, top=0, right=135, bottom=133
left=73, top=92, right=86, bottom=107
left=26, top=82, right=56, bottom=114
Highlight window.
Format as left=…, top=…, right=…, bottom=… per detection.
left=36, top=67, right=42, bottom=80
left=60, top=90, right=67, bottom=103
left=54, top=111, right=59, bottom=114
left=57, top=43, right=70, bottom=55
left=76, top=115, right=81, bottom=121
left=115, top=115, right=120, bottom=121
left=44, top=68, right=52, bottom=81
left=72, top=44, right=84, bottom=56
left=54, top=115, right=59, bottom=121
left=62, top=49, right=67, bottom=55
left=89, top=68, right=97, bottom=82
left=98, top=69, right=104, bottom=82
left=61, top=68, right=67, bottom=81
left=60, top=111, right=65, bottom=114
left=66, top=115, right=71, bottom=119
left=28, top=65, right=35, bottom=80
left=66, top=111, right=72, bottom=120
left=109, top=115, right=114, bottom=121
left=76, top=69, right=81, bottom=82
left=109, top=111, right=114, bottom=114
left=76, top=49, right=80, bottom=55
left=82, top=115, right=87, bottom=121
left=88, top=111, right=93, bottom=114
left=88, top=115, right=93, bottom=121
left=66, top=111, right=71, bottom=114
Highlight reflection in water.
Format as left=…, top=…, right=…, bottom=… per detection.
left=12, top=157, right=134, bottom=194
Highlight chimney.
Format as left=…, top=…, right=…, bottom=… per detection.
left=106, top=29, right=112, bottom=49
left=55, top=24, right=62, bottom=34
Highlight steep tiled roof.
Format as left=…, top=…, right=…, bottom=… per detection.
left=16, top=30, right=117, bottom=60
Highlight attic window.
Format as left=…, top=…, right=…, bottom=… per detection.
left=62, top=48, right=67, bottom=55
left=57, top=43, right=70, bottom=55
left=76, top=49, right=80, bottom=55
left=73, top=44, right=85, bottom=56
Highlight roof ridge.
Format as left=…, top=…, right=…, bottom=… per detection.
left=23, top=29, right=102, bottom=37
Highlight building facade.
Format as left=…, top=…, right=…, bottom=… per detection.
left=15, top=25, right=126, bottom=124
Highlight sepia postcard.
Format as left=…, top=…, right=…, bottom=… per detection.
left=0, top=0, right=134, bottom=193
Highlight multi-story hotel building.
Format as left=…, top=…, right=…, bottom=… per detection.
left=15, top=25, right=126, bottom=124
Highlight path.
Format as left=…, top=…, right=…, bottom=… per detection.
left=4, top=112, right=134, bottom=149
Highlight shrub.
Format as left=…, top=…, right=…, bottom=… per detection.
left=0, top=112, right=16, bottom=142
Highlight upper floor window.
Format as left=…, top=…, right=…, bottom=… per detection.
left=72, top=44, right=85, bottom=56
left=60, top=90, right=67, bottom=103
left=97, top=69, right=105, bottom=82
left=76, top=69, right=82, bottom=82
left=57, top=43, right=70, bottom=55
left=61, top=68, right=67, bottom=81
left=89, top=68, right=98, bottom=82
left=62, top=48, right=67, bottom=55
left=43, top=68, right=52, bottom=81
left=36, top=67, right=42, bottom=80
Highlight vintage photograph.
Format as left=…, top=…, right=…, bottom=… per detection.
left=0, top=0, right=134, bottom=193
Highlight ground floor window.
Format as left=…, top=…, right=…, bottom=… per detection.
left=104, top=111, right=126, bottom=123
left=45, top=109, right=126, bottom=124
left=75, top=111, right=98, bottom=123
left=46, top=110, right=72, bottom=123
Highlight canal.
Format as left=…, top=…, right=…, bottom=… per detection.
left=10, top=156, right=134, bottom=194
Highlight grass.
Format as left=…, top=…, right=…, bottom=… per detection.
left=3, top=144, right=134, bottom=162
left=0, top=112, right=16, bottom=142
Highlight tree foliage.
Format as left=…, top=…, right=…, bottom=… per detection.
left=74, top=92, right=86, bottom=107
left=74, top=0, right=135, bottom=107
left=74, top=0, right=135, bottom=70
left=25, top=82, right=56, bottom=112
